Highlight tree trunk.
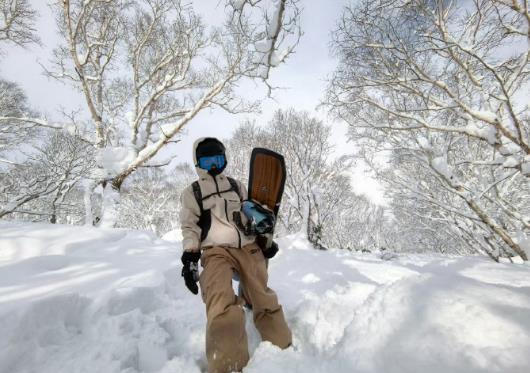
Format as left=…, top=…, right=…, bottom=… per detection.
left=466, top=199, right=528, bottom=261
left=99, top=180, right=121, bottom=228
left=83, top=179, right=95, bottom=226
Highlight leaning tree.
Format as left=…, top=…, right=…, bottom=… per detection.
left=0, top=0, right=301, bottom=227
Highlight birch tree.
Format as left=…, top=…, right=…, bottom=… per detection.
left=0, top=0, right=39, bottom=48
left=0, top=78, right=36, bottom=162
left=327, top=0, right=530, bottom=260
left=117, top=162, right=195, bottom=235
left=0, top=130, right=94, bottom=220
left=0, top=77, right=95, bottom=222
left=0, top=0, right=300, bottom=227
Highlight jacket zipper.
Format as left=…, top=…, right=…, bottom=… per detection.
left=235, top=221, right=242, bottom=249
left=229, top=198, right=242, bottom=249
left=212, top=175, right=220, bottom=196
left=214, top=174, right=242, bottom=249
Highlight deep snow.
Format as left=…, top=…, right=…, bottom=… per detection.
left=1, top=221, right=530, bottom=373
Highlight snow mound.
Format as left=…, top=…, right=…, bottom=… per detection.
left=1, top=221, right=530, bottom=373
left=161, top=229, right=183, bottom=243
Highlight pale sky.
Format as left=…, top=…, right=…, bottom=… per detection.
left=0, top=0, right=386, bottom=205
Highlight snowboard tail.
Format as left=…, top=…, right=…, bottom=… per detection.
left=248, top=148, right=286, bottom=217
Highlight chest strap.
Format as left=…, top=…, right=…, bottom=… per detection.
left=192, top=177, right=241, bottom=212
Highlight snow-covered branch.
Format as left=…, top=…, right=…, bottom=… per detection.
left=0, top=0, right=39, bottom=47
left=327, top=0, right=530, bottom=260
left=37, top=0, right=301, bottom=227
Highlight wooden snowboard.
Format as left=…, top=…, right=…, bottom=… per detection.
left=238, top=148, right=286, bottom=307
left=247, top=148, right=286, bottom=218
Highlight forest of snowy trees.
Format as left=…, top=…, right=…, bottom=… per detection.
left=1, top=0, right=529, bottom=262
left=327, top=0, right=530, bottom=261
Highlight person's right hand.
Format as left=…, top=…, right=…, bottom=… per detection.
left=257, top=235, right=279, bottom=259
left=181, top=251, right=201, bottom=294
left=262, top=240, right=279, bottom=259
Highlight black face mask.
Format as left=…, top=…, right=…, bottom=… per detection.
left=208, top=167, right=223, bottom=176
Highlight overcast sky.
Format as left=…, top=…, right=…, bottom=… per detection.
left=0, top=0, right=386, bottom=204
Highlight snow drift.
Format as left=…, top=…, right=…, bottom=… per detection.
left=1, top=222, right=529, bottom=373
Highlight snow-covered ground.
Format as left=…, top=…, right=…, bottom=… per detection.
left=1, top=221, right=530, bottom=373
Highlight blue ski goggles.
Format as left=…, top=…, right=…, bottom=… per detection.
left=198, top=154, right=226, bottom=171
left=241, top=200, right=275, bottom=234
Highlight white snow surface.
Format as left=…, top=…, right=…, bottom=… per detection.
left=1, top=222, right=530, bottom=373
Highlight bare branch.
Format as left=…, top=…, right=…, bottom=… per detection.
left=0, top=0, right=40, bottom=47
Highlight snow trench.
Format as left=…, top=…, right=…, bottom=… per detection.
left=1, top=222, right=530, bottom=373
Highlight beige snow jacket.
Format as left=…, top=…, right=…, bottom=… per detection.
left=180, top=138, right=256, bottom=252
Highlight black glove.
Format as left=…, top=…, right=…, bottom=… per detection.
left=181, top=251, right=201, bottom=294
left=257, top=235, right=279, bottom=259
left=262, top=240, right=279, bottom=259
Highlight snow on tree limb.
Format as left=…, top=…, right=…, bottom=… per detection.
left=228, top=0, right=301, bottom=93
left=0, top=116, right=64, bottom=130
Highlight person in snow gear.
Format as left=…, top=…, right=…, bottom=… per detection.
left=180, top=137, right=292, bottom=373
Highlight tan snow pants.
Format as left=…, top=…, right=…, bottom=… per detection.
left=199, top=242, right=292, bottom=373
